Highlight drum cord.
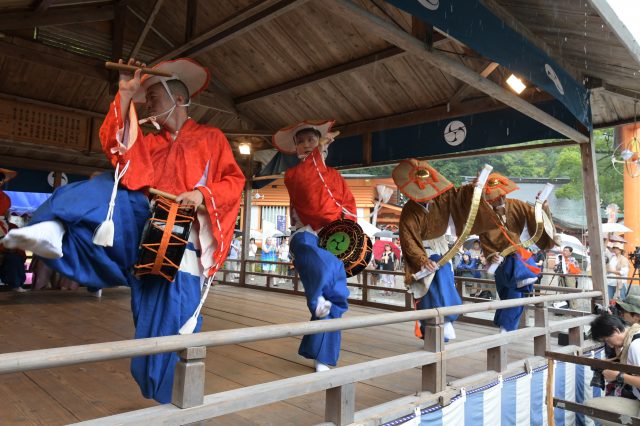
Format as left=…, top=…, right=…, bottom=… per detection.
left=311, top=152, right=357, bottom=220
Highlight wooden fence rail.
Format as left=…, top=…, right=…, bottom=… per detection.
left=1, top=290, right=601, bottom=426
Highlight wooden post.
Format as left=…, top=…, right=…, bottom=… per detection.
left=568, top=325, right=584, bottom=349
left=487, top=345, right=507, bottom=372
left=362, top=270, right=369, bottom=303
left=422, top=317, right=445, bottom=393
left=325, top=383, right=355, bottom=425
left=547, top=358, right=556, bottom=426
left=580, top=133, right=607, bottom=306
left=239, top=152, right=253, bottom=287
left=534, top=303, right=549, bottom=356
left=172, top=346, right=206, bottom=409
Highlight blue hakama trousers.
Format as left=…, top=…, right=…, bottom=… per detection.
left=291, top=231, right=349, bottom=366
left=30, top=172, right=203, bottom=403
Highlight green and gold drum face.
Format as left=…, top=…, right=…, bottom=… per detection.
left=325, top=231, right=351, bottom=256
left=317, top=219, right=372, bottom=277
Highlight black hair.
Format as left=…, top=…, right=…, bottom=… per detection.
left=564, top=246, right=573, bottom=253
left=294, top=127, right=321, bottom=143
left=590, top=313, right=627, bottom=342
left=0, top=172, right=5, bottom=181
left=166, top=80, right=190, bottom=104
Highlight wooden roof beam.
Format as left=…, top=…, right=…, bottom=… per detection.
left=185, top=0, right=198, bottom=42
left=235, top=33, right=448, bottom=105
left=450, top=61, right=499, bottom=105
left=323, top=0, right=589, bottom=143
left=153, top=0, right=311, bottom=63
left=0, top=3, right=114, bottom=30
left=129, top=0, right=164, bottom=59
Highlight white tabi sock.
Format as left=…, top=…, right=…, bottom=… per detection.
left=314, top=360, right=330, bottom=372
left=443, top=321, right=456, bottom=340
left=500, top=327, right=508, bottom=334
left=2, top=220, right=65, bottom=259
left=315, top=296, right=332, bottom=318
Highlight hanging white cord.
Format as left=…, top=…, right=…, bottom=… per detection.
left=92, top=161, right=130, bottom=247
left=179, top=275, right=215, bottom=334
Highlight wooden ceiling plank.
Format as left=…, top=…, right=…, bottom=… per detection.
left=589, top=0, right=640, bottom=67
left=152, top=0, right=311, bottom=63
left=234, top=32, right=448, bottom=106
left=0, top=37, right=108, bottom=81
left=129, top=0, right=164, bottom=59
left=0, top=3, right=114, bottom=30
left=33, top=0, right=54, bottom=14
left=127, top=5, right=175, bottom=48
left=235, top=46, right=404, bottom=105
left=323, top=0, right=588, bottom=143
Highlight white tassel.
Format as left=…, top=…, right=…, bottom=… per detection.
left=93, top=161, right=130, bottom=247
left=179, top=275, right=214, bottom=335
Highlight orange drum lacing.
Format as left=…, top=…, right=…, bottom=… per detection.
left=134, top=196, right=196, bottom=281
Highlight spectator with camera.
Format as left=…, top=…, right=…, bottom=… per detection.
left=584, top=314, right=640, bottom=425
left=608, top=242, right=630, bottom=301
left=555, top=246, right=581, bottom=309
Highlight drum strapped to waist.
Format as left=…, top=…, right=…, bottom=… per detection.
left=317, top=218, right=372, bottom=277
left=134, top=196, right=196, bottom=281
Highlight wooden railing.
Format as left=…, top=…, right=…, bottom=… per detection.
left=218, top=259, right=605, bottom=312
left=0, top=290, right=601, bottom=425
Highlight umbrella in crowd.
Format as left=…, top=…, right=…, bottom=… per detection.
left=462, top=235, right=480, bottom=250
left=373, top=240, right=401, bottom=260
left=602, top=222, right=632, bottom=234
left=552, top=233, right=586, bottom=256
left=374, top=229, right=395, bottom=239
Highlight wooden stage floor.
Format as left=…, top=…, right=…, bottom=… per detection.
left=0, top=284, right=557, bottom=425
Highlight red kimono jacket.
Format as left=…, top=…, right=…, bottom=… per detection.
left=285, top=147, right=356, bottom=231
left=99, top=93, right=245, bottom=275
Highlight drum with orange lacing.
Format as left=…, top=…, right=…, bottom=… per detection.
left=134, top=196, right=196, bottom=281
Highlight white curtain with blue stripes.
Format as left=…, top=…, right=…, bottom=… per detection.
left=385, top=348, right=604, bottom=426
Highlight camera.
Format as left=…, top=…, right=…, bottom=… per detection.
left=628, top=246, right=640, bottom=270
left=590, top=368, right=605, bottom=390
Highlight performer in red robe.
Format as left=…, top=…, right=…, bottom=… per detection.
left=2, top=58, right=244, bottom=403
left=274, top=120, right=354, bottom=372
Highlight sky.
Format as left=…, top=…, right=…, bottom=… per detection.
left=607, top=0, right=640, bottom=44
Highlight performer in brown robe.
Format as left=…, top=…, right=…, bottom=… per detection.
left=395, top=160, right=495, bottom=340
left=478, top=173, right=558, bottom=332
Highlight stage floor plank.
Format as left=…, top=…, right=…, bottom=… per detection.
left=0, top=285, right=559, bottom=425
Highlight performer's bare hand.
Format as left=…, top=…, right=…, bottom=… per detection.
left=176, top=190, right=204, bottom=206
left=118, top=58, right=145, bottom=100
left=421, top=258, right=438, bottom=272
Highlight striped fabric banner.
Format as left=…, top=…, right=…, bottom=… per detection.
left=384, top=348, right=605, bottom=426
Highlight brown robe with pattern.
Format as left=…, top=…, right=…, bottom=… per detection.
left=479, top=198, right=556, bottom=259
left=399, top=184, right=497, bottom=284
